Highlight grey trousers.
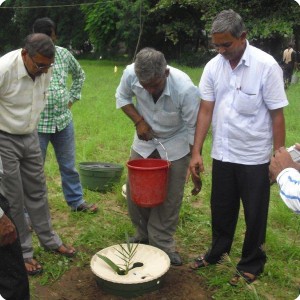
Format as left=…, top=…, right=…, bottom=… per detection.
left=0, top=131, right=62, bottom=259
left=127, top=149, right=190, bottom=253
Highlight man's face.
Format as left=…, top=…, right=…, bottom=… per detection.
left=139, top=69, right=169, bottom=99
left=211, top=31, right=246, bottom=62
left=21, top=49, right=54, bottom=77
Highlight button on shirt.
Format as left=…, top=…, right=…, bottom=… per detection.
left=200, top=41, right=288, bottom=164
left=38, top=46, right=85, bottom=133
left=116, top=64, right=200, bottom=161
left=0, top=49, right=52, bottom=134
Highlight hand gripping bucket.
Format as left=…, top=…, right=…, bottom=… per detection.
left=127, top=139, right=170, bottom=207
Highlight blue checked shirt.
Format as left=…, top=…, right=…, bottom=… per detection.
left=38, top=46, right=85, bottom=133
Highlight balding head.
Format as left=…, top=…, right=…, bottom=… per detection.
left=23, top=33, right=55, bottom=59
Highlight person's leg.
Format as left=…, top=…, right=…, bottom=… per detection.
left=0, top=132, right=34, bottom=259
left=50, top=122, right=85, bottom=209
left=147, top=154, right=189, bottom=253
left=204, top=160, right=240, bottom=264
left=0, top=195, right=30, bottom=300
left=20, top=131, right=62, bottom=252
left=236, top=163, right=269, bottom=276
left=38, top=132, right=51, bottom=161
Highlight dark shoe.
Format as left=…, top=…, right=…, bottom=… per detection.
left=24, top=258, right=43, bottom=276
left=166, top=251, right=182, bottom=266
left=229, top=272, right=257, bottom=286
left=128, top=236, right=149, bottom=244
left=72, top=202, right=98, bottom=213
left=45, top=243, right=76, bottom=258
left=190, top=256, right=209, bottom=270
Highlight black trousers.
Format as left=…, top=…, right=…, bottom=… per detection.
left=204, top=159, right=270, bottom=276
left=0, top=194, right=30, bottom=300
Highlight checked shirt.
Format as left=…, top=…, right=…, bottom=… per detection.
left=38, top=46, right=85, bottom=133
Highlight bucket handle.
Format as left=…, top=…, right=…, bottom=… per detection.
left=153, top=138, right=169, bottom=162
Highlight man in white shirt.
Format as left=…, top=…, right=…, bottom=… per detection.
left=269, top=144, right=300, bottom=213
left=189, top=10, right=288, bottom=285
left=0, top=33, right=75, bottom=277
left=282, top=43, right=296, bottom=88
left=116, top=47, right=201, bottom=266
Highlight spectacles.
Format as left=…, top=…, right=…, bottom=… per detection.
left=29, top=56, right=54, bottom=70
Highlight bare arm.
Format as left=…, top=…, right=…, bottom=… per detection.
left=121, top=104, right=154, bottom=141
left=0, top=214, right=17, bottom=246
left=189, top=100, right=215, bottom=177
left=270, top=108, right=286, bottom=152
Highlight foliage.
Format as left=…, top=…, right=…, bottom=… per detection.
left=0, top=0, right=89, bottom=53
left=82, top=0, right=149, bottom=57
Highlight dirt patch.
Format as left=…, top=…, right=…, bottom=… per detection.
left=34, top=264, right=212, bottom=300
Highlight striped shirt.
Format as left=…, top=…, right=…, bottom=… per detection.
left=277, top=168, right=300, bottom=213
left=38, top=46, right=85, bottom=133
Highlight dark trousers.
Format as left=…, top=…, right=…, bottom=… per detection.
left=205, top=159, right=270, bottom=275
left=0, top=194, right=30, bottom=300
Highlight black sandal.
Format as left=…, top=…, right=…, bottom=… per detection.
left=190, top=256, right=209, bottom=270
left=24, top=258, right=43, bottom=276
left=71, top=202, right=98, bottom=213
left=229, top=272, right=257, bottom=286
left=45, top=243, right=76, bottom=258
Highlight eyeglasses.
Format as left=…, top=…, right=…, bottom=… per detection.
left=29, top=56, right=54, bottom=70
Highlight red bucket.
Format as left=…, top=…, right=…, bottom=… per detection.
left=127, top=159, right=170, bottom=207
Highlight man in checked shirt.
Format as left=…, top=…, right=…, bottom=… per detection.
left=32, top=17, right=98, bottom=213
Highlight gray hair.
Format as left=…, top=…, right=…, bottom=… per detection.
left=23, top=33, right=55, bottom=58
left=211, top=9, right=246, bottom=38
left=134, top=48, right=167, bottom=83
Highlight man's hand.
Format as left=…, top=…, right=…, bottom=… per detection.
left=269, top=146, right=299, bottom=183
left=136, top=119, right=155, bottom=141
left=186, top=168, right=202, bottom=196
left=0, top=214, right=17, bottom=246
left=187, top=153, right=204, bottom=195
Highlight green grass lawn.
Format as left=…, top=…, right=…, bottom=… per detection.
left=31, top=59, right=300, bottom=299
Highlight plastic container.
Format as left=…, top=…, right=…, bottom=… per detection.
left=79, top=162, right=123, bottom=192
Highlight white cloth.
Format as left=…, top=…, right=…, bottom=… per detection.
left=116, top=64, right=200, bottom=161
left=200, top=41, right=288, bottom=164
left=0, top=49, right=52, bottom=134
left=283, top=48, right=294, bottom=64
left=276, top=168, right=300, bottom=213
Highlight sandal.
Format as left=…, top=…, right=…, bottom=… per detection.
left=71, top=202, right=98, bottom=213
left=229, top=272, right=257, bottom=286
left=24, top=258, right=43, bottom=276
left=190, top=256, right=209, bottom=270
left=45, top=243, right=76, bottom=258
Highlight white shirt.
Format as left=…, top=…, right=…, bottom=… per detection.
left=200, top=41, right=288, bottom=164
left=116, top=64, right=200, bottom=161
left=0, top=49, right=52, bottom=134
left=277, top=168, right=300, bottom=213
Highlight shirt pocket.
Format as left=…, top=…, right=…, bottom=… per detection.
left=156, top=110, right=181, bottom=128
left=233, top=91, right=260, bottom=116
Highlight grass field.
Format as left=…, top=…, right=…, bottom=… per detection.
left=31, top=59, right=300, bottom=299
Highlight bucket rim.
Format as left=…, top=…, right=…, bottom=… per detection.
left=127, top=158, right=170, bottom=170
